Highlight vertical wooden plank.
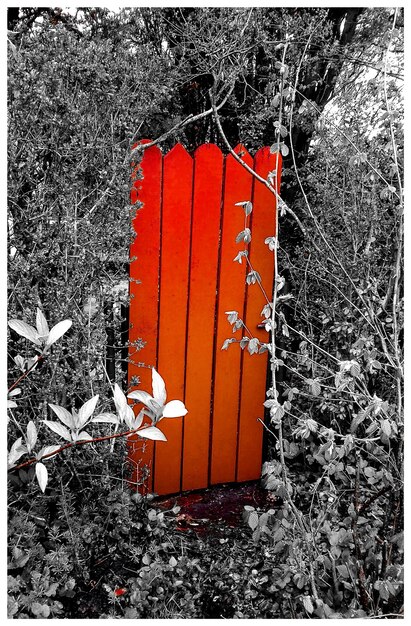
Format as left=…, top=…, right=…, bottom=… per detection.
left=210, top=145, right=254, bottom=485
left=182, top=144, right=223, bottom=492
left=154, top=144, right=193, bottom=495
left=236, top=148, right=282, bottom=482
left=128, top=143, right=162, bottom=492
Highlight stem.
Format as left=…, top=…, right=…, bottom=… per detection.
left=9, top=424, right=147, bottom=473
left=130, top=81, right=235, bottom=157
left=8, top=355, right=44, bottom=394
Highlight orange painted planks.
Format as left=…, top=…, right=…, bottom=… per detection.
left=236, top=148, right=282, bottom=482
left=154, top=144, right=193, bottom=495
left=210, top=146, right=254, bottom=485
left=182, top=144, right=224, bottom=492
left=128, top=143, right=162, bottom=492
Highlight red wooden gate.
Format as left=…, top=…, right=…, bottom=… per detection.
left=128, top=142, right=282, bottom=495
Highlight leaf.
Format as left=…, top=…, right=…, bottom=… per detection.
left=162, top=400, right=188, bottom=418
left=113, top=382, right=130, bottom=422
left=235, top=228, right=251, bottom=244
left=43, top=420, right=72, bottom=442
left=35, top=462, right=48, bottom=493
left=137, top=426, right=167, bottom=441
left=45, top=319, right=72, bottom=348
left=246, top=271, right=261, bottom=285
left=36, top=445, right=61, bottom=461
left=225, top=311, right=238, bottom=324
left=27, top=356, right=39, bottom=370
left=248, top=338, right=259, bottom=355
left=309, top=379, right=321, bottom=397
left=36, top=308, right=49, bottom=338
left=8, top=319, right=41, bottom=345
left=152, top=368, right=167, bottom=405
left=125, top=408, right=144, bottom=430
left=275, top=275, right=285, bottom=291
left=8, top=387, right=21, bottom=397
left=8, top=437, right=28, bottom=467
left=48, top=403, right=75, bottom=429
left=381, top=419, right=392, bottom=438
left=350, top=361, right=361, bottom=378
left=302, top=595, right=314, bottom=614
left=261, top=304, right=272, bottom=318
left=264, top=236, right=276, bottom=251
left=92, top=413, right=119, bottom=424
left=13, top=354, right=26, bottom=371
left=280, top=143, right=289, bottom=157
left=26, top=421, right=37, bottom=452
left=127, top=390, right=153, bottom=406
left=76, top=431, right=93, bottom=441
left=306, top=419, right=318, bottom=433
left=248, top=511, right=259, bottom=530
left=244, top=201, right=253, bottom=216
left=233, top=250, right=248, bottom=264
left=77, top=394, right=99, bottom=428
left=222, top=338, right=236, bottom=350
left=233, top=319, right=243, bottom=332
left=350, top=411, right=366, bottom=433
left=169, top=556, right=178, bottom=567
left=293, top=572, right=307, bottom=590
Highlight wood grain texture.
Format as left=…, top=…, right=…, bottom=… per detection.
left=182, top=144, right=223, bottom=491
left=128, top=141, right=162, bottom=492
left=154, top=144, right=193, bottom=495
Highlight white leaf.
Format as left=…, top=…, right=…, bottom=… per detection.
left=302, top=595, right=314, bottom=614
left=137, top=426, right=167, bottom=441
left=36, top=445, right=61, bottom=461
left=350, top=361, right=361, bottom=378
left=248, top=338, right=259, bottom=355
left=8, top=319, right=41, bottom=345
left=27, top=356, right=39, bottom=370
left=248, top=510, right=259, bottom=530
left=152, top=368, right=167, bottom=405
left=381, top=419, right=392, bottom=437
left=8, top=437, right=28, bottom=467
left=45, top=319, right=72, bottom=348
left=78, top=395, right=99, bottom=428
left=8, top=387, right=21, bottom=397
left=127, top=390, right=153, bottom=406
left=280, top=143, right=289, bottom=157
left=76, top=431, right=93, bottom=441
left=91, top=413, right=119, bottom=424
left=133, top=409, right=145, bottom=430
left=13, top=355, right=26, bottom=371
left=48, top=403, right=75, bottom=429
left=35, top=462, right=48, bottom=493
left=36, top=308, right=49, bottom=338
left=7, top=400, right=18, bottom=409
left=113, top=382, right=129, bottom=419
left=124, top=403, right=137, bottom=424
left=162, top=400, right=188, bottom=418
left=9, top=437, right=22, bottom=455
left=26, top=421, right=37, bottom=452
left=310, top=380, right=321, bottom=397
left=43, top=420, right=72, bottom=442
